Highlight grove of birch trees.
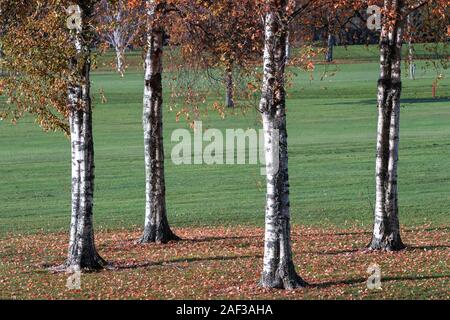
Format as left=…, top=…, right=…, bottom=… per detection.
left=0, top=0, right=447, bottom=289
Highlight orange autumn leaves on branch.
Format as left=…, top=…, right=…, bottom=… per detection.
left=175, top=0, right=263, bottom=69
left=163, top=0, right=264, bottom=113
left=1, top=0, right=448, bottom=132
left=0, top=0, right=79, bottom=133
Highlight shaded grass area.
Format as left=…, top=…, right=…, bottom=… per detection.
left=0, top=225, right=448, bottom=299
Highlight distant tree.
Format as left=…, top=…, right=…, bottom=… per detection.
left=0, top=0, right=106, bottom=271
left=323, top=4, right=364, bottom=62
left=175, top=0, right=263, bottom=108
left=406, top=12, right=416, bottom=79
left=289, top=1, right=367, bottom=62
left=94, top=0, right=146, bottom=76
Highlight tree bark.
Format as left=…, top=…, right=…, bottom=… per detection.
left=285, top=30, right=290, bottom=65
left=115, top=45, right=125, bottom=77
left=406, top=14, right=415, bottom=80
left=259, top=2, right=307, bottom=289
left=325, top=14, right=334, bottom=63
left=113, top=2, right=125, bottom=77
left=0, top=43, right=3, bottom=76
left=0, top=27, right=5, bottom=77
left=139, top=3, right=179, bottom=244
left=64, top=17, right=106, bottom=272
left=369, top=0, right=405, bottom=251
left=326, top=32, right=334, bottom=62
left=224, top=64, right=234, bottom=108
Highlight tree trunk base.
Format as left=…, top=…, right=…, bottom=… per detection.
left=49, top=254, right=108, bottom=273
left=260, top=262, right=308, bottom=290
left=368, top=235, right=405, bottom=252
left=260, top=273, right=308, bottom=290
left=137, top=226, right=180, bottom=244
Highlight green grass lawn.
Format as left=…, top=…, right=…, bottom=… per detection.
left=0, top=45, right=449, bottom=237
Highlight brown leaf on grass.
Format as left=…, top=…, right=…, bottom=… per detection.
left=0, top=225, right=448, bottom=300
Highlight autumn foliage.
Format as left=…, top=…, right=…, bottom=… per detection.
left=0, top=0, right=77, bottom=133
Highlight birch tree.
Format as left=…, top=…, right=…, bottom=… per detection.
left=1, top=0, right=106, bottom=270
left=139, top=0, right=179, bottom=243
left=65, top=1, right=107, bottom=270
left=369, top=0, right=447, bottom=251
left=257, top=0, right=340, bottom=290
left=95, top=0, right=145, bottom=76
left=370, top=0, right=406, bottom=251
left=406, top=13, right=416, bottom=79
left=258, top=0, right=308, bottom=289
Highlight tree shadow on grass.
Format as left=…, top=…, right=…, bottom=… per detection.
left=185, top=235, right=260, bottom=243
left=313, top=274, right=449, bottom=289
left=406, top=244, right=450, bottom=251
left=113, top=254, right=263, bottom=271
left=307, top=244, right=449, bottom=256
left=311, top=248, right=361, bottom=255
left=401, top=97, right=449, bottom=104
left=97, top=235, right=260, bottom=251
left=319, top=230, right=372, bottom=237
left=320, top=97, right=448, bottom=107
left=404, top=226, right=450, bottom=233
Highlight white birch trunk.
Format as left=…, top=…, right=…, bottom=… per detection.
left=406, top=14, right=415, bottom=80
left=64, top=13, right=105, bottom=271
left=0, top=43, right=4, bottom=76
left=370, top=0, right=405, bottom=251
left=408, top=43, right=415, bottom=80
left=259, top=3, right=306, bottom=289
left=139, top=1, right=179, bottom=243
left=113, top=3, right=125, bottom=77
left=115, top=45, right=125, bottom=77
left=285, top=31, right=290, bottom=65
